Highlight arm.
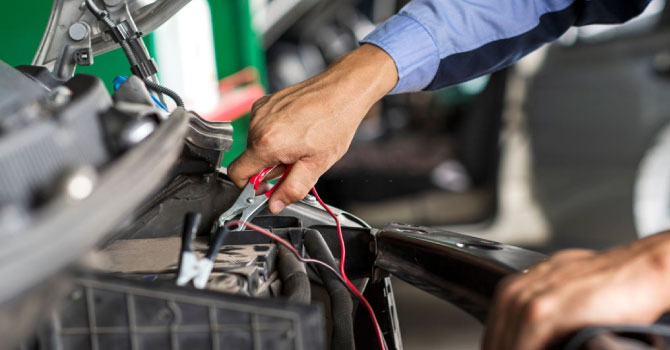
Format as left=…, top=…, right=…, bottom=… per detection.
left=228, top=0, right=650, bottom=212
left=362, top=0, right=651, bottom=93
left=484, top=232, right=670, bottom=350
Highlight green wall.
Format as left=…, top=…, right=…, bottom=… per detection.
left=208, top=0, right=267, bottom=166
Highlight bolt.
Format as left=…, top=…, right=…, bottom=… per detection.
left=246, top=197, right=254, bottom=204
left=68, top=22, right=88, bottom=41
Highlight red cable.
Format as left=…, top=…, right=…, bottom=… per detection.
left=225, top=220, right=346, bottom=285
left=227, top=185, right=387, bottom=350
left=226, top=218, right=387, bottom=349
left=311, top=188, right=387, bottom=350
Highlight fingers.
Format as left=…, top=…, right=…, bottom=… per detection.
left=228, top=149, right=273, bottom=189
left=484, top=250, right=598, bottom=350
left=483, top=276, right=519, bottom=350
left=267, top=159, right=322, bottom=214
left=484, top=277, right=555, bottom=350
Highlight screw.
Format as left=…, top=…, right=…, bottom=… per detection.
left=68, top=22, right=88, bottom=41
left=246, top=197, right=254, bottom=204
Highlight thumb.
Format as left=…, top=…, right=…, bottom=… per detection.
left=228, top=149, right=275, bottom=189
left=268, top=160, right=322, bottom=213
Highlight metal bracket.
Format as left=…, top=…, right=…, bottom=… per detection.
left=33, top=0, right=190, bottom=79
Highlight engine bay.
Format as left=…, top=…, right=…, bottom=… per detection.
left=0, top=1, right=550, bottom=349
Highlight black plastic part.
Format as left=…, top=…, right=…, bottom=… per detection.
left=181, top=212, right=201, bottom=254
left=15, top=65, right=67, bottom=90
left=0, top=107, right=189, bottom=346
left=0, top=67, right=111, bottom=206
left=206, top=226, right=229, bottom=261
left=556, top=324, right=670, bottom=350
left=221, top=225, right=375, bottom=280
left=353, top=277, right=402, bottom=350
left=303, top=229, right=355, bottom=350
left=309, top=225, right=376, bottom=280
left=374, top=223, right=546, bottom=322
left=31, top=273, right=326, bottom=350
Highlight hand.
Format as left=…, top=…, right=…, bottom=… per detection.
left=483, top=232, right=670, bottom=350
left=228, top=44, right=397, bottom=213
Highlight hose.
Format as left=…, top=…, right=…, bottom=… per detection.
left=144, top=79, right=185, bottom=107
left=277, top=245, right=310, bottom=304
left=303, top=229, right=355, bottom=350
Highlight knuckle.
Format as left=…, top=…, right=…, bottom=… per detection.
left=227, top=161, right=239, bottom=176
left=282, top=182, right=309, bottom=202
left=524, top=296, right=554, bottom=323
left=251, top=95, right=270, bottom=113
left=551, top=250, right=576, bottom=260
left=254, top=131, right=280, bottom=150
left=548, top=249, right=594, bottom=264
left=494, top=276, right=521, bottom=303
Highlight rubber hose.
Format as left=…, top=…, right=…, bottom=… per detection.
left=277, top=245, right=310, bottom=304
left=303, top=229, right=355, bottom=350
left=144, top=79, right=185, bottom=107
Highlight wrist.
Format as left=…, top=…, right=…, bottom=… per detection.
left=326, top=44, right=398, bottom=112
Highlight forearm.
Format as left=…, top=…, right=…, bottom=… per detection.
left=313, top=44, right=397, bottom=123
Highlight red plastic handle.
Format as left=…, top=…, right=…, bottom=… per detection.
left=249, top=165, right=292, bottom=197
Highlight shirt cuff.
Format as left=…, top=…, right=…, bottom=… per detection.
left=361, top=13, right=440, bottom=94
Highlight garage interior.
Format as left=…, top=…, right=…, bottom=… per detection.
left=2, top=0, right=670, bottom=349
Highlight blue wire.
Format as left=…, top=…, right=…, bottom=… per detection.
left=113, top=76, right=169, bottom=112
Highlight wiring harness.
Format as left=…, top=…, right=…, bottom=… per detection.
left=84, top=0, right=185, bottom=108
left=224, top=187, right=388, bottom=350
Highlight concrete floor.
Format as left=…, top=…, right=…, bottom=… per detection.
left=392, top=277, right=482, bottom=350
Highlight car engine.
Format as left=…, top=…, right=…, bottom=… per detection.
left=5, top=1, right=622, bottom=350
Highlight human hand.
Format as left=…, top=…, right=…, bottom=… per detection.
left=228, top=44, right=397, bottom=213
left=483, top=232, right=670, bottom=350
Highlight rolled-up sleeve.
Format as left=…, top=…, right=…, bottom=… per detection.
left=361, top=0, right=651, bottom=94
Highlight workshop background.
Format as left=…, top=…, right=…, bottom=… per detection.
left=4, top=0, right=670, bottom=348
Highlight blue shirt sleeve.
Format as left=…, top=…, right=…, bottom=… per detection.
left=361, top=0, right=651, bottom=94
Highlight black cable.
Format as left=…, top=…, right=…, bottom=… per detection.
left=226, top=221, right=355, bottom=300
left=84, top=0, right=180, bottom=108
left=84, top=0, right=106, bottom=21
left=561, top=324, right=670, bottom=350
left=277, top=245, right=311, bottom=303
left=304, top=229, right=356, bottom=350
left=144, top=79, right=185, bottom=107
